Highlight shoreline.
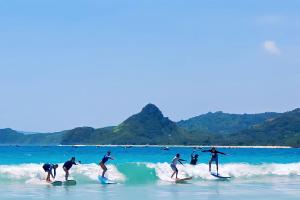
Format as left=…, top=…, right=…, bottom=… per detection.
left=60, top=144, right=292, bottom=149
left=0, top=144, right=292, bottom=148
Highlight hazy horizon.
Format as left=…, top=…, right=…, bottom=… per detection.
left=1, top=1, right=299, bottom=132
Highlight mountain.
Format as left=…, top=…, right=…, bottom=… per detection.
left=1, top=105, right=300, bottom=146
left=177, top=111, right=280, bottom=134
left=227, top=108, right=300, bottom=147
left=105, top=104, right=190, bottom=145
left=61, top=104, right=193, bottom=145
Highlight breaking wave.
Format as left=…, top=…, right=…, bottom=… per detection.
left=1, top=162, right=300, bottom=185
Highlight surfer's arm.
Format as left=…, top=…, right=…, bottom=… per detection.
left=49, top=170, right=55, bottom=179
left=52, top=168, right=56, bottom=178
left=216, top=151, right=226, bottom=155
left=179, top=159, right=186, bottom=165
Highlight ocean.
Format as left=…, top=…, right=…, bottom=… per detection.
left=0, top=146, right=300, bottom=200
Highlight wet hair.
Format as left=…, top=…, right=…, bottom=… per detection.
left=176, top=153, right=180, bottom=157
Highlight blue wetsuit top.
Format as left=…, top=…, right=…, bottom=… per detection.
left=101, top=155, right=111, bottom=164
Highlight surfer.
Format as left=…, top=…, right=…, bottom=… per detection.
left=99, top=151, right=114, bottom=178
left=42, top=163, right=58, bottom=182
left=190, top=150, right=199, bottom=165
left=63, top=157, right=80, bottom=181
left=170, top=153, right=186, bottom=179
left=202, top=147, right=226, bottom=174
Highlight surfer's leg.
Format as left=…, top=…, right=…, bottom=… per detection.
left=101, top=164, right=107, bottom=177
left=63, top=167, right=69, bottom=181
left=170, top=164, right=177, bottom=178
left=46, top=172, right=51, bottom=182
left=209, top=160, right=212, bottom=172
left=171, top=171, right=175, bottom=178
left=216, top=160, right=219, bottom=174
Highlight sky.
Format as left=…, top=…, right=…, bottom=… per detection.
left=0, top=0, right=299, bottom=132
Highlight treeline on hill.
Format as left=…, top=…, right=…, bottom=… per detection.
left=0, top=104, right=300, bottom=147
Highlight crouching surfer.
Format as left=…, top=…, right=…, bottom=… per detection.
left=190, top=150, right=199, bottom=165
left=42, top=163, right=58, bottom=182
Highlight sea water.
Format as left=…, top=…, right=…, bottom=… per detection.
left=0, top=146, right=300, bottom=200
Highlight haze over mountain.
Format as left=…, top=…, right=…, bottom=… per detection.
left=0, top=104, right=299, bottom=147
left=178, top=111, right=280, bottom=134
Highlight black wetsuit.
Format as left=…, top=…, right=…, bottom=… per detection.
left=43, top=163, right=53, bottom=172
left=202, top=149, right=225, bottom=162
left=63, top=161, right=76, bottom=170
left=190, top=153, right=198, bottom=165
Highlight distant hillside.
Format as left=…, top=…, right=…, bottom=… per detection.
left=227, top=108, right=300, bottom=147
left=0, top=128, right=64, bottom=145
left=60, top=126, right=114, bottom=145
left=177, top=111, right=280, bottom=134
left=1, top=105, right=300, bottom=146
left=0, top=128, right=25, bottom=144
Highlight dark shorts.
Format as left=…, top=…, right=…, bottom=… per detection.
left=210, top=157, right=218, bottom=163
left=170, top=164, right=178, bottom=172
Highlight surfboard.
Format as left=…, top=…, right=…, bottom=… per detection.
left=63, top=180, right=77, bottom=186
left=51, top=181, right=62, bottom=186
left=211, top=172, right=231, bottom=179
left=98, top=176, right=116, bottom=184
left=175, top=177, right=192, bottom=183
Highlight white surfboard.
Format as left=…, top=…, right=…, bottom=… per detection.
left=211, top=172, right=231, bottom=179
left=98, top=176, right=116, bottom=184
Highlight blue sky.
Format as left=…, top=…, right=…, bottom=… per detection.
left=0, top=0, right=299, bottom=132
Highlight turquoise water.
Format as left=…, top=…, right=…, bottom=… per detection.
left=1, top=146, right=300, bottom=199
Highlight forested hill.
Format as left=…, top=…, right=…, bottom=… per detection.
left=177, top=111, right=280, bottom=134
left=227, top=108, right=300, bottom=147
left=1, top=105, right=300, bottom=146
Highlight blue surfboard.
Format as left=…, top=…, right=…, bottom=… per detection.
left=211, top=172, right=231, bottom=179
left=98, top=176, right=116, bottom=184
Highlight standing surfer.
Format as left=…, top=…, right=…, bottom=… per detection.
left=170, top=153, right=186, bottom=179
left=63, top=157, right=80, bottom=181
left=202, top=147, right=226, bottom=174
left=42, top=163, right=58, bottom=182
left=99, top=151, right=114, bottom=178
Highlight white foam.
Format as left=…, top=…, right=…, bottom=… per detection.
left=0, top=163, right=125, bottom=184
left=146, top=162, right=300, bottom=180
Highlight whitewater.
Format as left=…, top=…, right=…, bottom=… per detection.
left=1, top=146, right=300, bottom=200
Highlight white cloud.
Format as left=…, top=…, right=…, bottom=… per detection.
left=263, top=40, right=281, bottom=55
left=257, top=15, right=285, bottom=25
